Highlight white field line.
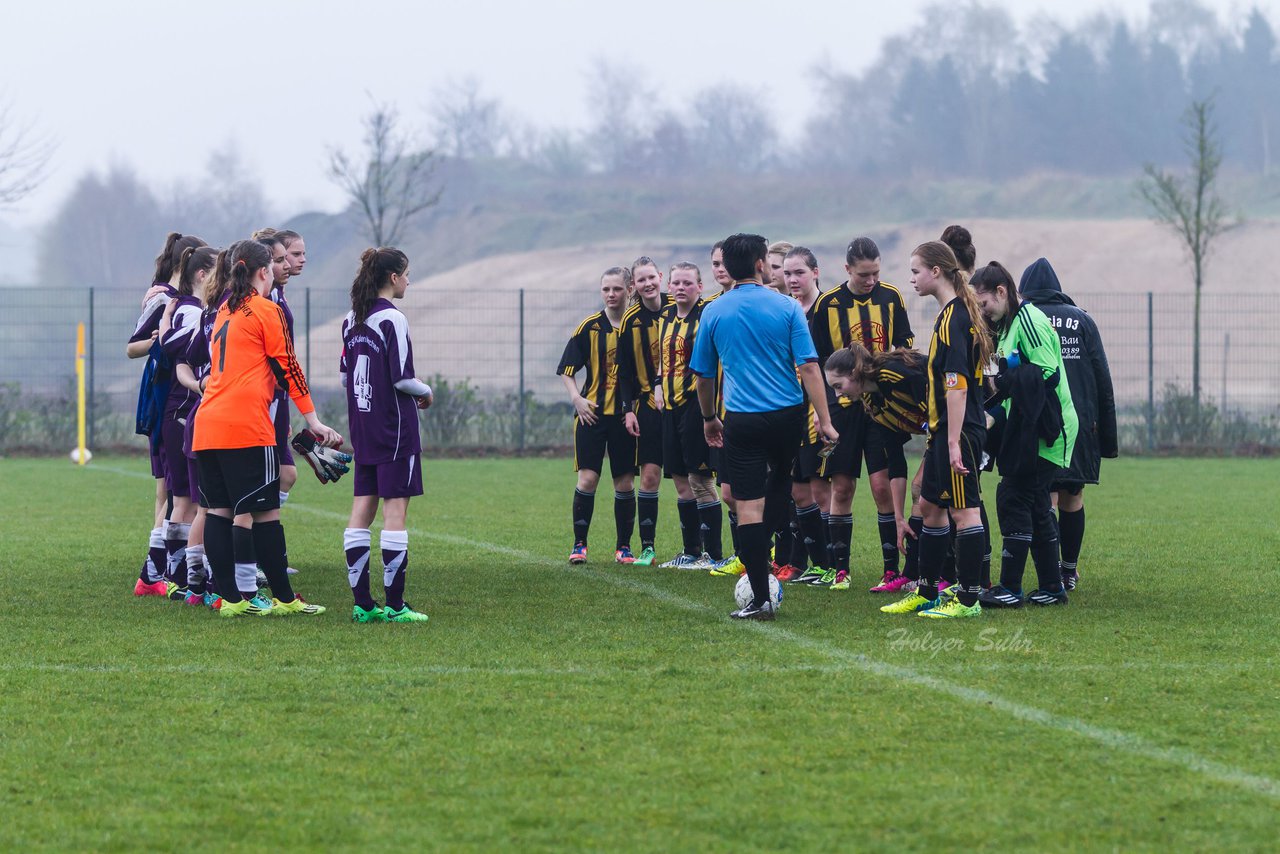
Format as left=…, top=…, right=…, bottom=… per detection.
left=76, top=465, right=1280, bottom=802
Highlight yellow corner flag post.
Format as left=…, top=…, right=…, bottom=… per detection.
left=76, top=322, right=87, bottom=465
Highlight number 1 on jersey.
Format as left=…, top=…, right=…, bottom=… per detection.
left=212, top=320, right=229, bottom=373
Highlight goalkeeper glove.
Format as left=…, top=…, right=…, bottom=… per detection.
left=291, top=429, right=353, bottom=484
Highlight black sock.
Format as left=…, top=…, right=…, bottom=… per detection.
left=203, top=515, right=240, bottom=604
left=877, top=513, right=899, bottom=574
left=955, top=525, right=985, bottom=606
left=614, top=489, right=636, bottom=550
left=727, top=509, right=740, bottom=555
left=795, top=503, right=827, bottom=570
left=698, top=502, right=724, bottom=560
left=637, top=490, right=659, bottom=550
left=572, top=488, right=595, bottom=547
left=820, top=512, right=831, bottom=567
left=999, top=535, right=1031, bottom=593
left=918, top=523, right=950, bottom=600
left=1058, top=507, right=1085, bottom=574
left=789, top=516, right=805, bottom=570
left=979, top=503, right=993, bottom=588
left=677, top=499, right=701, bottom=555
left=252, top=520, right=295, bottom=602
left=902, top=515, right=924, bottom=580
left=828, top=514, right=852, bottom=573
left=940, top=529, right=957, bottom=585
left=737, top=521, right=773, bottom=607
left=1031, top=535, right=1063, bottom=593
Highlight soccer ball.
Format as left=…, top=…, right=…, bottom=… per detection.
left=70, top=448, right=93, bottom=464
left=734, top=573, right=783, bottom=610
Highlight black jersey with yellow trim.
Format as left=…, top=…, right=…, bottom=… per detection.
left=656, top=299, right=709, bottom=409
left=617, top=294, right=672, bottom=409
left=925, top=298, right=986, bottom=435
left=558, top=310, right=624, bottom=417
left=811, top=281, right=914, bottom=409
left=863, top=354, right=928, bottom=435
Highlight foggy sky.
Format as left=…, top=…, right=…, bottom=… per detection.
left=0, top=0, right=1249, bottom=229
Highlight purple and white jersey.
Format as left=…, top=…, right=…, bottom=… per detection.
left=340, top=298, right=423, bottom=464
left=270, top=283, right=295, bottom=342
left=129, top=282, right=177, bottom=345
left=159, top=295, right=205, bottom=421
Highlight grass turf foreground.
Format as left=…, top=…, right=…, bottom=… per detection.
left=0, top=455, right=1277, bottom=851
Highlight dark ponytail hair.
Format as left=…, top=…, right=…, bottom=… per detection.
left=969, top=261, right=1020, bottom=337
left=351, top=247, right=409, bottom=324
left=826, top=343, right=924, bottom=384
left=940, top=224, right=976, bottom=274
left=845, top=236, right=880, bottom=265
left=227, top=240, right=271, bottom=312
left=178, top=246, right=219, bottom=297
left=153, top=232, right=207, bottom=283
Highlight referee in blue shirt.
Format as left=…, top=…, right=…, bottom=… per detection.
left=692, top=234, right=839, bottom=619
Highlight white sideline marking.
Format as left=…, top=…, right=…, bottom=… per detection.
left=84, top=465, right=1280, bottom=802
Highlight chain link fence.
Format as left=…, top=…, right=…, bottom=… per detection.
left=1, top=286, right=1276, bottom=454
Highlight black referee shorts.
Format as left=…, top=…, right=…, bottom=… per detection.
left=723, top=404, right=806, bottom=502
left=574, top=413, right=638, bottom=477
left=636, top=401, right=663, bottom=468
left=197, top=446, right=281, bottom=515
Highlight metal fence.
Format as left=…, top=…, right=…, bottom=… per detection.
left=1, top=286, right=1276, bottom=453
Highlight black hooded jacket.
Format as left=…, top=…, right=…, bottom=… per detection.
left=1018, top=258, right=1118, bottom=484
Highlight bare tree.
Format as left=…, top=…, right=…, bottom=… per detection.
left=0, top=100, right=54, bottom=206
left=329, top=103, right=441, bottom=246
left=429, top=76, right=511, bottom=159
left=1138, top=96, right=1234, bottom=415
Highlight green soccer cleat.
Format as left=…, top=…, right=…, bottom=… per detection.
left=271, top=596, right=326, bottom=616
left=353, top=605, right=390, bottom=623
left=633, top=546, right=657, bottom=567
left=219, top=595, right=273, bottom=618
left=830, top=570, right=851, bottom=591
left=919, top=598, right=982, bottom=619
left=880, top=590, right=933, bottom=614
left=708, top=556, right=744, bottom=577
left=384, top=605, right=430, bottom=623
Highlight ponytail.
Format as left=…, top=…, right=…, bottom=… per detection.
left=226, top=240, right=271, bottom=312
left=178, top=246, right=218, bottom=297
left=350, top=247, right=409, bottom=324
left=153, top=232, right=207, bottom=283
left=913, top=240, right=995, bottom=372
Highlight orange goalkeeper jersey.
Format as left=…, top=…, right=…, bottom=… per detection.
left=193, top=291, right=314, bottom=451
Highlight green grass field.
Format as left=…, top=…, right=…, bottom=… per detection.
left=1, top=455, right=1277, bottom=851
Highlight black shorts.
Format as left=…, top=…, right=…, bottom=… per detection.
left=792, top=441, right=823, bottom=483
left=574, top=414, right=638, bottom=477
left=819, top=403, right=868, bottom=480
left=723, top=405, right=805, bottom=502
left=636, top=402, right=663, bottom=468
left=996, top=457, right=1061, bottom=537
left=920, top=430, right=984, bottom=510
left=662, top=402, right=712, bottom=478
left=865, top=422, right=910, bottom=479
left=1051, top=481, right=1084, bottom=496
left=196, top=446, right=282, bottom=515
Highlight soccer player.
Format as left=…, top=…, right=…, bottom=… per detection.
left=252, top=229, right=301, bottom=516
left=823, top=344, right=929, bottom=594
left=156, top=245, right=219, bottom=600
left=192, top=239, right=340, bottom=617
left=619, top=256, right=672, bottom=566
left=277, top=229, right=307, bottom=278
left=653, top=262, right=720, bottom=568
left=881, top=241, right=993, bottom=618
left=807, top=237, right=914, bottom=590
left=127, top=232, right=207, bottom=597
left=766, top=241, right=793, bottom=294
left=1019, top=258, right=1118, bottom=591
left=693, top=233, right=837, bottom=620
left=778, top=247, right=831, bottom=583
left=971, top=261, right=1079, bottom=607
left=558, top=267, right=639, bottom=565
left=341, top=247, right=432, bottom=623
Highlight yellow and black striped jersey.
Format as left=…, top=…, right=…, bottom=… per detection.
left=926, top=298, right=986, bottom=435
left=617, top=294, right=672, bottom=409
left=657, top=300, right=707, bottom=409
left=558, top=310, right=624, bottom=417
left=811, top=281, right=914, bottom=407
left=863, top=355, right=928, bottom=435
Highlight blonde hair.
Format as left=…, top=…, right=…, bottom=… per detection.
left=912, top=241, right=994, bottom=370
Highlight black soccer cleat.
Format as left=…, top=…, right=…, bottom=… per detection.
left=1027, top=588, right=1069, bottom=606
left=978, top=585, right=1025, bottom=608
left=730, top=600, right=776, bottom=621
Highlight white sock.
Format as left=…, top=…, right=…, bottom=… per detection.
left=279, top=491, right=290, bottom=506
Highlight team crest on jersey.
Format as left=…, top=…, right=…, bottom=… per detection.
left=849, top=320, right=887, bottom=350
left=945, top=372, right=961, bottom=389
